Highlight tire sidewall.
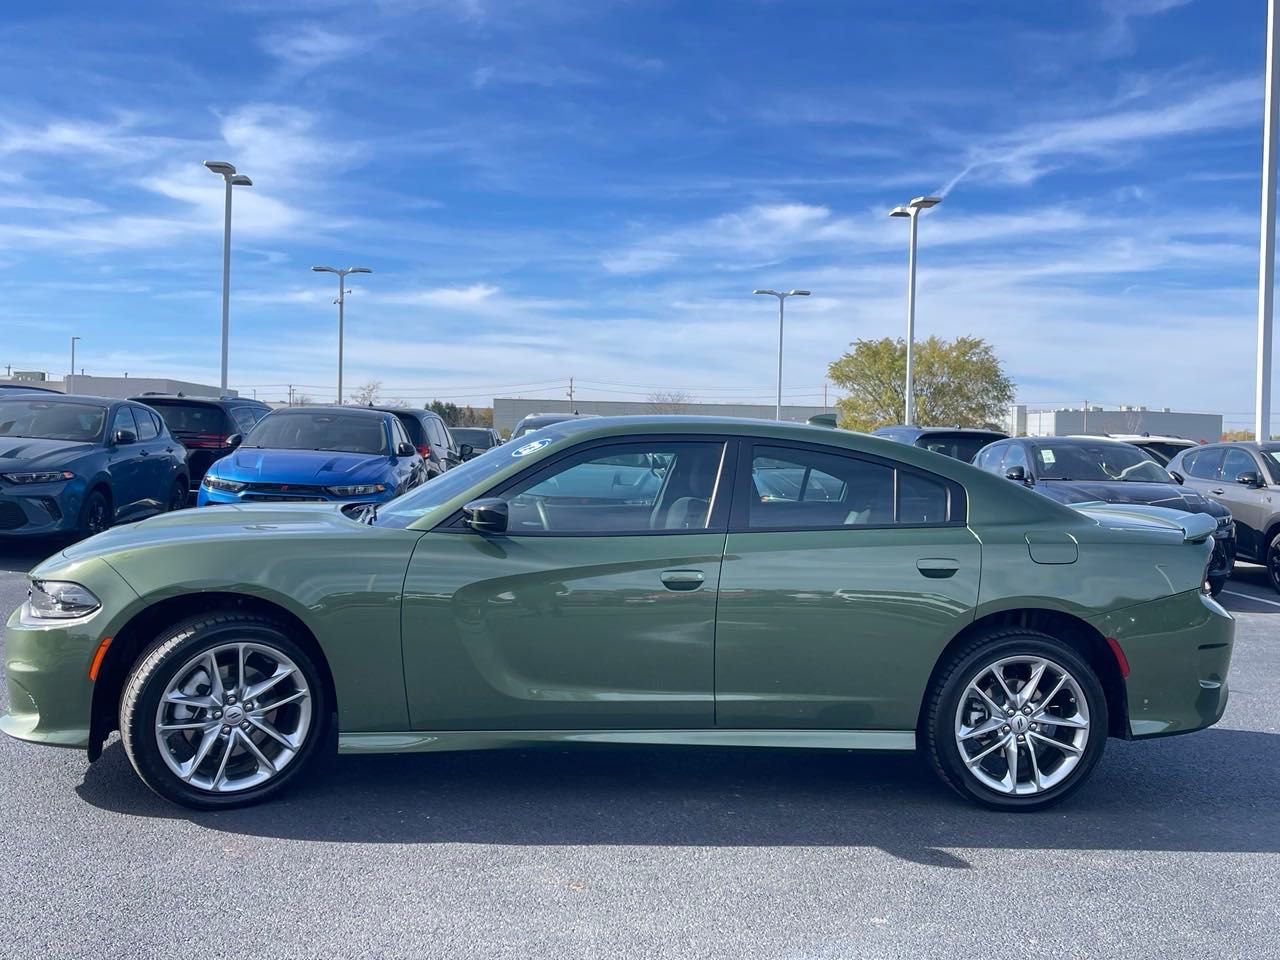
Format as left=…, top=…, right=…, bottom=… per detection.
left=77, top=488, right=110, bottom=540
left=121, top=616, right=330, bottom=810
left=930, top=635, right=1109, bottom=811
left=1267, top=534, right=1280, bottom=593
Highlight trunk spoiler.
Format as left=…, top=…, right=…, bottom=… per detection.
left=1069, top=502, right=1217, bottom=543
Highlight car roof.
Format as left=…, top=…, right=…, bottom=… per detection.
left=0, top=393, right=114, bottom=406
left=1028, top=435, right=1137, bottom=446
left=132, top=394, right=267, bottom=406
left=875, top=425, right=1007, bottom=437
left=269, top=405, right=390, bottom=418
left=1106, top=433, right=1195, bottom=444
left=369, top=406, right=435, bottom=419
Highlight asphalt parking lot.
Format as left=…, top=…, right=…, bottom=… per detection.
left=0, top=543, right=1275, bottom=960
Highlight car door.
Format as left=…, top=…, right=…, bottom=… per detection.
left=388, top=417, right=419, bottom=491
left=105, top=405, right=147, bottom=522
left=715, top=440, right=980, bottom=731
left=1212, top=447, right=1271, bottom=560
left=428, top=417, right=455, bottom=471
left=129, top=405, right=169, bottom=512
left=400, top=436, right=732, bottom=730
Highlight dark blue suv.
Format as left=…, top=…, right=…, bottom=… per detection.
left=0, top=395, right=190, bottom=540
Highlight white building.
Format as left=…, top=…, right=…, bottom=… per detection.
left=1009, top=404, right=1221, bottom=443
left=1, top=372, right=234, bottom=400
left=493, top=397, right=829, bottom=435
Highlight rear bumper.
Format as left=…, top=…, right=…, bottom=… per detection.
left=1090, top=589, right=1234, bottom=739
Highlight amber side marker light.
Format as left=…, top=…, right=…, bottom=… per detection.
left=88, top=637, right=113, bottom=681
left=1105, top=637, right=1130, bottom=679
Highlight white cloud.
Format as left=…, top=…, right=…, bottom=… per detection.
left=259, top=23, right=375, bottom=70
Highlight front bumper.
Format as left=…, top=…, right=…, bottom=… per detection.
left=1091, top=589, right=1234, bottom=739
left=0, top=480, right=84, bottom=537
left=0, top=558, right=137, bottom=751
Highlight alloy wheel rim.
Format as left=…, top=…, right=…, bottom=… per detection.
left=170, top=484, right=186, bottom=511
left=155, top=642, right=312, bottom=793
left=88, top=500, right=107, bottom=534
left=1269, top=547, right=1280, bottom=588
left=953, top=655, right=1090, bottom=796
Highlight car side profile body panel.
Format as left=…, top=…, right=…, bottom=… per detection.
left=1, top=417, right=1232, bottom=779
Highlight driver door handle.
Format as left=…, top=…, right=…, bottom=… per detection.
left=661, top=569, right=704, bottom=591
left=1210, top=488, right=1225, bottom=495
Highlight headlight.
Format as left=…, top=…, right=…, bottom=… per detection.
left=202, top=476, right=246, bottom=493
left=326, top=483, right=386, bottom=497
left=28, top=579, right=101, bottom=619
left=2, top=470, right=74, bottom=484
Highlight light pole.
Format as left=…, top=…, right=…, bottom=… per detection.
left=312, top=266, right=373, bottom=404
left=1258, top=0, right=1280, bottom=442
left=890, top=196, right=942, bottom=425
left=69, top=336, right=80, bottom=392
left=753, top=288, right=811, bottom=420
left=204, top=161, right=253, bottom=396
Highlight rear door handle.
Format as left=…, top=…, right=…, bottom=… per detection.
left=661, top=569, right=705, bottom=591
left=916, top=558, right=959, bottom=579
left=1210, top=488, right=1225, bottom=495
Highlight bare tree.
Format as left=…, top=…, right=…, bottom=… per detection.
left=294, top=394, right=314, bottom=407
left=647, top=389, right=693, bottom=415
left=350, top=379, right=382, bottom=406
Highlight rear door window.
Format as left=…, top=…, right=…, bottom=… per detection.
left=131, top=407, right=159, bottom=440
left=230, top=407, right=260, bottom=433
left=148, top=403, right=232, bottom=437
left=1184, top=448, right=1224, bottom=480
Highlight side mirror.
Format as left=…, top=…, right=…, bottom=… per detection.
left=396, top=441, right=417, bottom=458
left=458, top=443, right=475, bottom=461
left=226, top=433, right=243, bottom=449
left=463, top=497, right=508, bottom=533
left=1169, top=470, right=1185, bottom=485
left=1004, top=465, right=1027, bottom=483
left=113, top=429, right=136, bottom=445
left=1237, top=470, right=1262, bottom=488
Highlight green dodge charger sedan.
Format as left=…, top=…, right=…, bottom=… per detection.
left=0, top=417, right=1233, bottom=811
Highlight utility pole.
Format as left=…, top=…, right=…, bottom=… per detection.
left=1082, top=400, right=1088, bottom=434
left=288, top=384, right=294, bottom=407
left=567, top=377, right=575, bottom=408
left=823, top=381, right=829, bottom=410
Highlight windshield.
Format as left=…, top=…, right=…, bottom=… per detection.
left=452, top=427, right=496, bottom=447
left=916, top=433, right=1004, bottom=463
left=1034, top=443, right=1172, bottom=483
left=374, top=439, right=530, bottom=528
left=244, top=412, right=387, bottom=455
left=0, top=400, right=106, bottom=442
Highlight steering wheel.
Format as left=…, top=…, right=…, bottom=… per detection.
left=534, top=496, right=552, bottom=531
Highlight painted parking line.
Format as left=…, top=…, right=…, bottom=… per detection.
left=1222, top=589, right=1280, bottom=609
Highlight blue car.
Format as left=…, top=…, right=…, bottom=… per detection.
left=198, top=406, right=425, bottom=506
left=0, top=395, right=190, bottom=539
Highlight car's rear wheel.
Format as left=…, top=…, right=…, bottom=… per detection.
left=119, top=613, right=330, bottom=809
left=167, top=478, right=188, bottom=512
left=1207, top=574, right=1227, bottom=597
left=76, top=488, right=111, bottom=540
left=924, top=631, right=1108, bottom=811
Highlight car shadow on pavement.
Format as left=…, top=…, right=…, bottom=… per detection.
left=76, top=726, right=1278, bottom=867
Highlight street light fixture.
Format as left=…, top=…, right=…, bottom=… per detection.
left=312, top=266, right=373, bottom=404
left=889, top=195, right=941, bottom=426
left=753, top=288, right=811, bottom=420
left=69, top=336, right=80, bottom=392
left=204, top=160, right=253, bottom=395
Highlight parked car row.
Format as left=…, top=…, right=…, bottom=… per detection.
left=0, top=392, right=504, bottom=541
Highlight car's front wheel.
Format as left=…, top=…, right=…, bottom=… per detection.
left=924, top=631, right=1108, bottom=811
left=1265, top=533, right=1280, bottom=594
left=119, top=613, right=330, bottom=809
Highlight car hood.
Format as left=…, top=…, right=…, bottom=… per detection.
left=211, top=447, right=391, bottom=485
left=1034, top=480, right=1228, bottom=517
left=57, top=502, right=364, bottom=564
left=0, top=437, right=99, bottom=471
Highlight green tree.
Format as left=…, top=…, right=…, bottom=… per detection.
left=828, top=335, right=1015, bottom=431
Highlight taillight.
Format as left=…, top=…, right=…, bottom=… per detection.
left=416, top=444, right=431, bottom=459
left=180, top=433, right=232, bottom=449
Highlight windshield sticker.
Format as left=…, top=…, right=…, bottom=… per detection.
left=1040, top=449, right=1056, bottom=466
left=512, top=437, right=553, bottom=457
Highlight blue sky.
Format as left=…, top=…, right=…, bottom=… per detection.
left=0, top=0, right=1271, bottom=423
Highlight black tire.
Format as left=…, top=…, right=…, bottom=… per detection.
left=924, top=629, right=1109, bottom=812
left=1208, top=574, right=1227, bottom=598
left=76, top=487, right=111, bottom=541
left=1266, top=533, right=1280, bottom=594
left=119, top=612, right=331, bottom=810
left=167, top=477, right=188, bottom=512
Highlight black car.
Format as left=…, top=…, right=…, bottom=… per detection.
left=450, top=426, right=502, bottom=459
left=511, top=412, right=598, bottom=440
left=973, top=435, right=1236, bottom=595
left=873, top=425, right=1009, bottom=463
left=132, top=394, right=271, bottom=495
left=370, top=407, right=459, bottom=479
left=0, top=394, right=189, bottom=539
